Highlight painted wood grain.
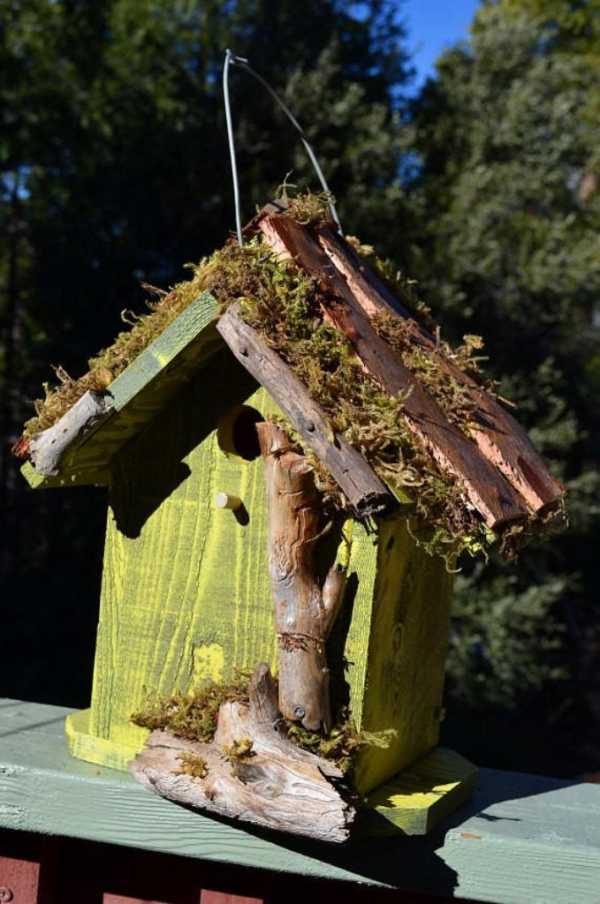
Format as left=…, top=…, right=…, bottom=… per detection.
left=84, top=369, right=382, bottom=775
left=78, top=360, right=453, bottom=794
left=352, top=516, right=453, bottom=794
left=2, top=700, right=600, bottom=903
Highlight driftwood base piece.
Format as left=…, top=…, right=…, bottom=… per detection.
left=130, top=665, right=356, bottom=844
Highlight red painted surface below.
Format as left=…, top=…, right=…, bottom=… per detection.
left=0, top=829, right=465, bottom=904
left=0, top=853, right=41, bottom=903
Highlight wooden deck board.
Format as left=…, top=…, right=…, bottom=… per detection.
left=1, top=700, right=599, bottom=902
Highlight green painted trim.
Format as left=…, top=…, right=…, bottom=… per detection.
left=2, top=699, right=600, bottom=903
left=23, top=293, right=221, bottom=490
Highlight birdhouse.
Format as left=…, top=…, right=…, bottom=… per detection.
left=16, top=196, right=565, bottom=843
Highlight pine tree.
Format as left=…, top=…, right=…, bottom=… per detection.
left=411, top=0, right=600, bottom=773
left=0, top=0, right=410, bottom=704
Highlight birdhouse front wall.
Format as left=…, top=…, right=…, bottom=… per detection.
left=66, top=353, right=453, bottom=794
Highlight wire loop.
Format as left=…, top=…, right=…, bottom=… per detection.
left=223, top=48, right=341, bottom=245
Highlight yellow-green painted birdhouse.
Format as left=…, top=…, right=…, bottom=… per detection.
left=17, top=197, right=564, bottom=841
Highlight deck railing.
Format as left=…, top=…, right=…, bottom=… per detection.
left=1, top=699, right=599, bottom=903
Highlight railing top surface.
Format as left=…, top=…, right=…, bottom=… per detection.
left=1, top=698, right=600, bottom=904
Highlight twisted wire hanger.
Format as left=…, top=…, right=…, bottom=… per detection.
left=223, top=48, right=342, bottom=245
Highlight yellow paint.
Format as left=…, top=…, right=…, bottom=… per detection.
left=192, top=643, right=225, bottom=685
left=363, top=747, right=478, bottom=836
left=66, top=360, right=454, bottom=806
left=353, top=515, right=453, bottom=794
left=65, top=708, right=143, bottom=771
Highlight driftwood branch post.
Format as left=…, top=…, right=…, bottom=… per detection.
left=257, top=422, right=346, bottom=732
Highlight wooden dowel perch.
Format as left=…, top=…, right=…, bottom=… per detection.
left=257, top=421, right=346, bottom=733
left=131, top=664, right=355, bottom=843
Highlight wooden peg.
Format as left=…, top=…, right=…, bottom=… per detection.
left=215, top=492, right=243, bottom=511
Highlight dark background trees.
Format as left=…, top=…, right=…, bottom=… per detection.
left=1, top=0, right=598, bottom=776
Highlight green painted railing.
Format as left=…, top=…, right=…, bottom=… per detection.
left=1, top=699, right=600, bottom=903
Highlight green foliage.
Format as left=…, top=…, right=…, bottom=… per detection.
left=411, top=1, right=600, bottom=740
left=1, top=0, right=410, bottom=581
left=447, top=568, right=568, bottom=709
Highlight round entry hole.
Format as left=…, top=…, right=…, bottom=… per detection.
left=217, top=405, right=264, bottom=461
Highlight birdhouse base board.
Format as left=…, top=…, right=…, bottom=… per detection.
left=361, top=747, right=477, bottom=836
left=65, top=708, right=144, bottom=772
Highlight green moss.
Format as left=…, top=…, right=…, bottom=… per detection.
left=19, top=277, right=215, bottom=442
left=131, top=672, right=250, bottom=743
left=286, top=715, right=396, bottom=777
left=223, top=737, right=255, bottom=762
left=280, top=189, right=335, bottom=228
left=16, top=189, right=560, bottom=562
left=173, top=752, right=208, bottom=780
left=132, top=678, right=392, bottom=776
left=201, top=239, right=490, bottom=562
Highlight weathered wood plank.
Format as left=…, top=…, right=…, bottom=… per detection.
left=22, top=293, right=221, bottom=490
left=217, top=304, right=394, bottom=519
left=316, top=226, right=565, bottom=515
left=258, top=213, right=528, bottom=530
left=2, top=699, right=600, bottom=903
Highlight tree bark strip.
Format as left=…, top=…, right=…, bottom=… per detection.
left=217, top=304, right=394, bottom=519
left=257, top=422, right=346, bottom=732
left=131, top=664, right=355, bottom=844
left=316, top=225, right=564, bottom=515
left=258, top=213, right=528, bottom=530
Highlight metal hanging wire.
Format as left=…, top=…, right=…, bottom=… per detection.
left=222, top=48, right=342, bottom=245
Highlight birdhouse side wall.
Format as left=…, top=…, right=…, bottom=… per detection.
left=353, top=516, right=453, bottom=794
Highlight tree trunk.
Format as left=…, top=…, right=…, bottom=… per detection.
left=257, top=422, right=346, bottom=732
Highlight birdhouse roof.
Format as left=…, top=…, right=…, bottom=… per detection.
left=17, top=195, right=565, bottom=560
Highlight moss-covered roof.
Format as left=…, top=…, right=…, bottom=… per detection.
left=16, top=192, right=565, bottom=563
